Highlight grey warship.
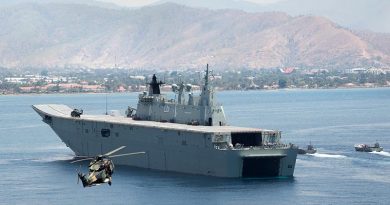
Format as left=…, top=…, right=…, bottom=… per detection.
left=32, top=65, right=298, bottom=178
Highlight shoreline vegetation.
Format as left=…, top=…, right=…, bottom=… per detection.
left=1, top=67, right=390, bottom=95
left=2, top=86, right=390, bottom=97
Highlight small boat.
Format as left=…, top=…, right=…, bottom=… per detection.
left=354, top=142, right=383, bottom=152
left=298, top=144, right=317, bottom=154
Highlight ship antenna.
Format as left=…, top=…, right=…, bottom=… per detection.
left=114, top=55, right=117, bottom=69
left=205, top=64, right=209, bottom=88
left=105, top=92, right=108, bottom=115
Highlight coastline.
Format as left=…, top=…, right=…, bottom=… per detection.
left=2, top=85, right=390, bottom=96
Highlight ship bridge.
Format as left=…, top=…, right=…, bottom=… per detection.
left=134, top=65, right=226, bottom=126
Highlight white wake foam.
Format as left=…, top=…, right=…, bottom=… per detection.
left=370, top=151, right=390, bottom=157
left=309, top=153, right=347, bottom=158
left=35, top=145, right=69, bottom=151
left=0, top=159, right=10, bottom=165
left=0, top=124, right=44, bottom=130
left=0, top=156, right=73, bottom=164
left=30, top=155, right=74, bottom=162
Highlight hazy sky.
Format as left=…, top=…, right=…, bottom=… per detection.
left=98, top=0, right=386, bottom=33
left=98, top=0, right=281, bottom=7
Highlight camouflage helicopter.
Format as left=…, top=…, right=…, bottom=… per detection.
left=71, top=146, right=145, bottom=187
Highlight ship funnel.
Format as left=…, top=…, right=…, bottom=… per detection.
left=149, top=74, right=163, bottom=95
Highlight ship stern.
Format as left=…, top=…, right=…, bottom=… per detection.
left=237, top=146, right=298, bottom=178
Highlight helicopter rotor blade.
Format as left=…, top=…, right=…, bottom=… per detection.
left=109, top=152, right=146, bottom=158
left=70, top=157, right=94, bottom=164
left=104, top=146, right=126, bottom=156
left=73, top=155, right=91, bottom=158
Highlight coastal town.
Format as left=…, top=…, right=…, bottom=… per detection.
left=1, top=67, right=389, bottom=95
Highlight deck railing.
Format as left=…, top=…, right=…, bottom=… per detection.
left=214, top=143, right=297, bottom=150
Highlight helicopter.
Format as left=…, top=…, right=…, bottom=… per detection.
left=71, top=146, right=145, bottom=187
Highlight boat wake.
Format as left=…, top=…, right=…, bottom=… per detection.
left=0, top=124, right=44, bottom=130
left=34, top=145, right=69, bottom=151
left=308, top=153, right=347, bottom=158
left=0, top=159, right=10, bottom=165
left=0, top=155, right=74, bottom=164
left=370, top=151, right=390, bottom=157
left=30, top=155, right=74, bottom=162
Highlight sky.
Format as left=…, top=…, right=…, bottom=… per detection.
left=98, top=0, right=282, bottom=7
left=95, top=0, right=389, bottom=33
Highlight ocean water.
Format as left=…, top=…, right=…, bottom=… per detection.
left=1, top=88, right=389, bottom=205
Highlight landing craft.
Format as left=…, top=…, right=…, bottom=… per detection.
left=354, top=142, right=383, bottom=152
left=298, top=142, right=317, bottom=154
left=71, top=146, right=145, bottom=187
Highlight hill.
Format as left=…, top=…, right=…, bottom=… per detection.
left=0, top=3, right=389, bottom=69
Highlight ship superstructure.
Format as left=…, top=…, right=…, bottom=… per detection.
left=134, top=65, right=226, bottom=126
left=33, top=65, right=298, bottom=178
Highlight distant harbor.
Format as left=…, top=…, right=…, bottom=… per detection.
left=1, top=67, right=389, bottom=95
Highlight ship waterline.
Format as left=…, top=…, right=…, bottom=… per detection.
left=32, top=67, right=298, bottom=178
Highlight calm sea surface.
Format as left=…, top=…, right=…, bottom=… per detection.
left=1, top=88, right=389, bottom=205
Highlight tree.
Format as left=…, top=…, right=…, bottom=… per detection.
left=40, top=70, right=49, bottom=76
left=278, top=78, right=287, bottom=88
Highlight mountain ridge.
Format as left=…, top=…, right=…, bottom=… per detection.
left=0, top=2, right=389, bottom=70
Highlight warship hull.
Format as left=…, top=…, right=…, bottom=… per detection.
left=33, top=104, right=298, bottom=178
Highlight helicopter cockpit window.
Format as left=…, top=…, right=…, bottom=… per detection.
left=90, top=164, right=101, bottom=171
left=101, top=129, right=110, bottom=137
